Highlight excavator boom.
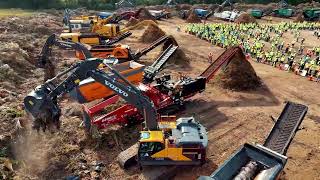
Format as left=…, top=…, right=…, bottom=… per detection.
left=37, top=34, right=92, bottom=68
left=24, top=58, right=158, bottom=131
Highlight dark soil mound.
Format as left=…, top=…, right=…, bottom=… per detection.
left=140, top=23, right=166, bottom=43
left=235, top=13, right=257, bottom=24
left=215, top=48, right=261, bottom=91
left=186, top=9, right=202, bottom=23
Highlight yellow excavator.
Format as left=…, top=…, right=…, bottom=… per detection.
left=24, top=58, right=208, bottom=174
left=63, top=9, right=121, bottom=33
left=60, top=18, right=157, bottom=45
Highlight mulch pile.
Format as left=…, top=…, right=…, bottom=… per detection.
left=125, top=17, right=139, bottom=27
left=186, top=9, right=202, bottom=23
left=294, top=13, right=305, bottom=23
left=235, top=13, right=257, bottom=24
left=176, top=4, right=192, bottom=10
left=296, top=1, right=320, bottom=9
left=214, top=47, right=261, bottom=91
left=140, top=23, right=166, bottom=43
left=167, top=48, right=190, bottom=65
left=192, top=4, right=209, bottom=9
left=136, top=8, right=157, bottom=22
left=162, top=36, right=190, bottom=66
left=0, top=12, right=64, bottom=88
left=208, top=4, right=219, bottom=11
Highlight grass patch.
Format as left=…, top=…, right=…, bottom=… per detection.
left=0, top=9, right=34, bottom=17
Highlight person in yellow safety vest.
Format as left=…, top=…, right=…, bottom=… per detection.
left=256, top=51, right=261, bottom=62
left=316, top=47, right=320, bottom=56
left=269, top=52, right=274, bottom=64
left=304, top=61, right=311, bottom=75
left=208, top=52, right=213, bottom=64
left=310, top=63, right=318, bottom=77
left=316, top=66, right=320, bottom=82
left=272, top=54, right=277, bottom=67
left=264, top=52, right=269, bottom=63
left=308, top=59, right=315, bottom=74
left=281, top=56, right=286, bottom=64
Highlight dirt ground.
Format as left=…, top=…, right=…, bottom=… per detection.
left=0, top=10, right=320, bottom=180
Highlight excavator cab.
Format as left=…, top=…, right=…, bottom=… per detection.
left=63, top=19, right=92, bottom=33
left=137, top=117, right=208, bottom=166
left=139, top=131, right=165, bottom=157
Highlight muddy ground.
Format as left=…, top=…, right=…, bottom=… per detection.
left=0, top=10, right=319, bottom=180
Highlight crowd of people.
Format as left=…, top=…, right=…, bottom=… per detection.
left=186, top=22, right=320, bottom=82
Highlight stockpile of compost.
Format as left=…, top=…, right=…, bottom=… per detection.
left=140, top=23, right=166, bottom=43
left=215, top=48, right=261, bottom=91
left=186, top=9, right=202, bottom=23
left=235, top=13, right=257, bottom=24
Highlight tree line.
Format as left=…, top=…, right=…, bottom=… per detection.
left=0, top=0, right=313, bottom=10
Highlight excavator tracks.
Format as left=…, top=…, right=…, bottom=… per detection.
left=117, top=143, right=139, bottom=169
left=200, top=47, right=241, bottom=82
left=264, top=102, right=308, bottom=155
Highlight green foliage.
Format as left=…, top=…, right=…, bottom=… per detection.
left=0, top=0, right=314, bottom=10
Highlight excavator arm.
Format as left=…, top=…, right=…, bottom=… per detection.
left=24, top=58, right=158, bottom=131
left=278, top=0, right=289, bottom=8
left=63, top=9, right=73, bottom=32
left=37, top=34, right=92, bottom=68
left=219, top=0, right=234, bottom=10
left=205, top=0, right=235, bottom=19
